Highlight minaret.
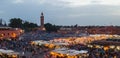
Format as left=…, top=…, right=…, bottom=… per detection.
left=39, top=12, right=45, bottom=31
left=40, top=12, right=44, bottom=27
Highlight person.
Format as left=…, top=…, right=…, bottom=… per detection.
left=28, top=56, right=32, bottom=58
left=22, top=52, right=25, bottom=56
left=22, top=56, right=26, bottom=58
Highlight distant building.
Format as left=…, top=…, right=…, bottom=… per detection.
left=87, top=26, right=120, bottom=35
left=0, top=20, right=24, bottom=39
left=41, top=12, right=44, bottom=28
left=58, top=27, right=80, bottom=34
left=58, top=25, right=120, bottom=35
left=38, top=12, right=46, bottom=31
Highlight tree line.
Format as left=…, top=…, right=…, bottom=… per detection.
left=8, top=18, right=61, bottom=32
left=7, top=18, right=120, bottom=32
left=9, top=18, right=38, bottom=32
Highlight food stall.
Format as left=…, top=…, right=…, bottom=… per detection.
left=0, top=49, right=20, bottom=58
left=48, top=48, right=88, bottom=58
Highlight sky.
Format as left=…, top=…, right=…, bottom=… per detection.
left=1, top=0, right=120, bottom=26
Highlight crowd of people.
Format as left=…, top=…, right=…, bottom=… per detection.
left=88, top=48, right=120, bottom=58
left=0, top=31, right=56, bottom=58
left=0, top=31, right=120, bottom=58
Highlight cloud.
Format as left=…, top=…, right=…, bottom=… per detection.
left=0, top=11, right=4, bottom=14
left=12, top=0, right=24, bottom=4
left=10, top=0, right=120, bottom=7
left=59, top=0, right=92, bottom=7
left=1, top=0, right=120, bottom=25
left=57, top=0, right=120, bottom=7
left=100, top=0, right=120, bottom=5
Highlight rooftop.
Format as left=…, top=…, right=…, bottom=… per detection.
left=0, top=25, right=11, bottom=29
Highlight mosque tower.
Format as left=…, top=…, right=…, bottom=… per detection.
left=39, top=12, right=45, bottom=31
left=40, top=12, right=44, bottom=27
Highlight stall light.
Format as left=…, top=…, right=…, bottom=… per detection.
left=95, top=45, right=101, bottom=48
left=11, top=33, right=16, bottom=38
left=88, top=45, right=93, bottom=48
left=20, top=30, right=24, bottom=33
left=66, top=54, right=69, bottom=56
left=38, top=43, right=42, bottom=46
left=0, top=34, right=4, bottom=38
left=12, top=55, right=17, bottom=58
left=110, top=46, right=115, bottom=49
left=116, top=46, right=120, bottom=50
left=104, top=46, right=109, bottom=51
left=50, top=52, right=55, bottom=55
left=31, top=42, right=35, bottom=45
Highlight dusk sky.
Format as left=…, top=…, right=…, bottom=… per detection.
left=1, top=0, right=120, bottom=26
